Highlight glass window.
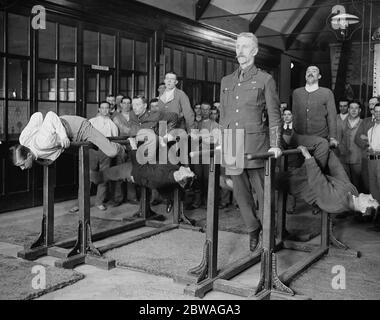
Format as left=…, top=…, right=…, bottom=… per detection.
left=8, top=14, right=29, bottom=56
left=8, top=100, right=29, bottom=137
left=196, top=55, right=205, bottom=80
left=120, top=74, right=133, bottom=98
left=100, top=33, right=115, bottom=67
left=37, top=62, right=56, bottom=101
left=135, top=41, right=147, bottom=72
left=226, top=61, right=234, bottom=75
left=86, top=103, right=99, bottom=119
left=207, top=57, right=215, bottom=82
left=0, top=58, right=4, bottom=98
left=59, top=25, right=76, bottom=62
left=83, top=30, right=98, bottom=65
left=99, top=74, right=112, bottom=101
left=39, top=21, right=56, bottom=59
left=0, top=100, right=4, bottom=137
left=38, top=101, right=57, bottom=116
left=173, top=50, right=182, bottom=76
left=8, top=59, right=29, bottom=99
left=0, top=11, right=4, bottom=52
left=136, top=75, right=146, bottom=96
left=120, top=38, right=133, bottom=70
left=216, top=59, right=223, bottom=82
left=164, top=47, right=171, bottom=74
left=59, top=65, right=75, bottom=101
left=186, top=53, right=194, bottom=79
left=86, top=73, right=97, bottom=102
left=58, top=102, right=76, bottom=116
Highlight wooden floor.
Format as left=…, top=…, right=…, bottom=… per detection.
left=0, top=197, right=379, bottom=300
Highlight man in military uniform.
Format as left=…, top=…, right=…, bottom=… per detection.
left=219, top=32, right=282, bottom=251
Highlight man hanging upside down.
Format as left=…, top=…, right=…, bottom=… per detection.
left=224, top=136, right=379, bottom=217
left=278, top=145, right=379, bottom=215
left=90, top=150, right=195, bottom=198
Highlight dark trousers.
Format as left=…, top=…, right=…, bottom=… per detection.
left=90, top=149, right=111, bottom=206
left=368, top=159, right=380, bottom=202
left=342, top=163, right=362, bottom=192
left=232, top=168, right=264, bottom=233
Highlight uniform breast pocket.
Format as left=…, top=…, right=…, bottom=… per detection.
left=222, top=87, right=233, bottom=105
left=243, top=85, right=263, bottom=105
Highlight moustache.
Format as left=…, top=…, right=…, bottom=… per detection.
left=236, top=55, right=246, bottom=59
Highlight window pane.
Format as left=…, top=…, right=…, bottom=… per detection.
left=0, top=58, right=4, bottom=98
left=8, top=100, right=29, bottom=138
left=37, top=62, right=56, bottom=100
left=173, top=50, right=182, bottom=76
left=39, top=21, right=56, bottom=59
left=58, top=102, right=75, bottom=116
left=0, top=12, right=4, bottom=52
left=120, top=38, right=133, bottom=70
left=100, top=33, right=115, bottom=67
left=59, top=65, right=76, bottom=101
left=83, top=30, right=98, bottom=65
left=207, top=58, right=215, bottom=82
left=196, top=55, right=204, bottom=80
left=8, top=59, right=29, bottom=99
left=216, top=59, right=223, bottom=82
left=164, top=47, right=171, bottom=74
left=135, top=41, right=147, bottom=72
left=120, top=74, right=133, bottom=98
left=186, top=53, right=194, bottom=79
left=59, top=25, right=76, bottom=62
left=226, top=61, right=234, bottom=75
left=0, top=99, right=4, bottom=137
left=86, top=73, right=97, bottom=102
left=86, top=103, right=99, bottom=119
left=38, top=101, right=57, bottom=116
left=8, top=14, right=29, bottom=56
left=99, top=74, right=112, bottom=101
left=135, top=75, right=146, bottom=96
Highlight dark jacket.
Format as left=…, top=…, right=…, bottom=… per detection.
left=285, top=151, right=358, bottom=214
left=219, top=64, right=282, bottom=169
left=157, top=88, right=194, bottom=132
left=354, top=117, right=375, bottom=158
left=292, top=87, right=337, bottom=140
left=128, top=109, right=178, bottom=137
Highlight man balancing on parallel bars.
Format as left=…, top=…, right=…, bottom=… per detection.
left=10, top=111, right=195, bottom=192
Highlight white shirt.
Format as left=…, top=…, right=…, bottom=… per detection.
left=348, top=117, right=360, bottom=128
left=160, top=88, right=175, bottom=104
left=19, top=111, right=68, bottom=161
left=89, top=115, right=119, bottom=137
left=305, top=83, right=319, bottom=93
left=283, top=122, right=293, bottom=130
left=368, top=123, right=380, bottom=152
left=340, top=113, right=348, bottom=121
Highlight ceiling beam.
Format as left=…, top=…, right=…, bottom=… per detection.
left=285, top=0, right=328, bottom=50
left=249, top=0, right=277, bottom=34
left=195, top=0, right=211, bottom=21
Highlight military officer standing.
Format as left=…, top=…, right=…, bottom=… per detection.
left=219, top=32, right=282, bottom=251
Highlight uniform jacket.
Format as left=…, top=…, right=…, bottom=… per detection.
left=157, top=88, right=194, bottom=132
left=219, top=64, right=282, bottom=169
